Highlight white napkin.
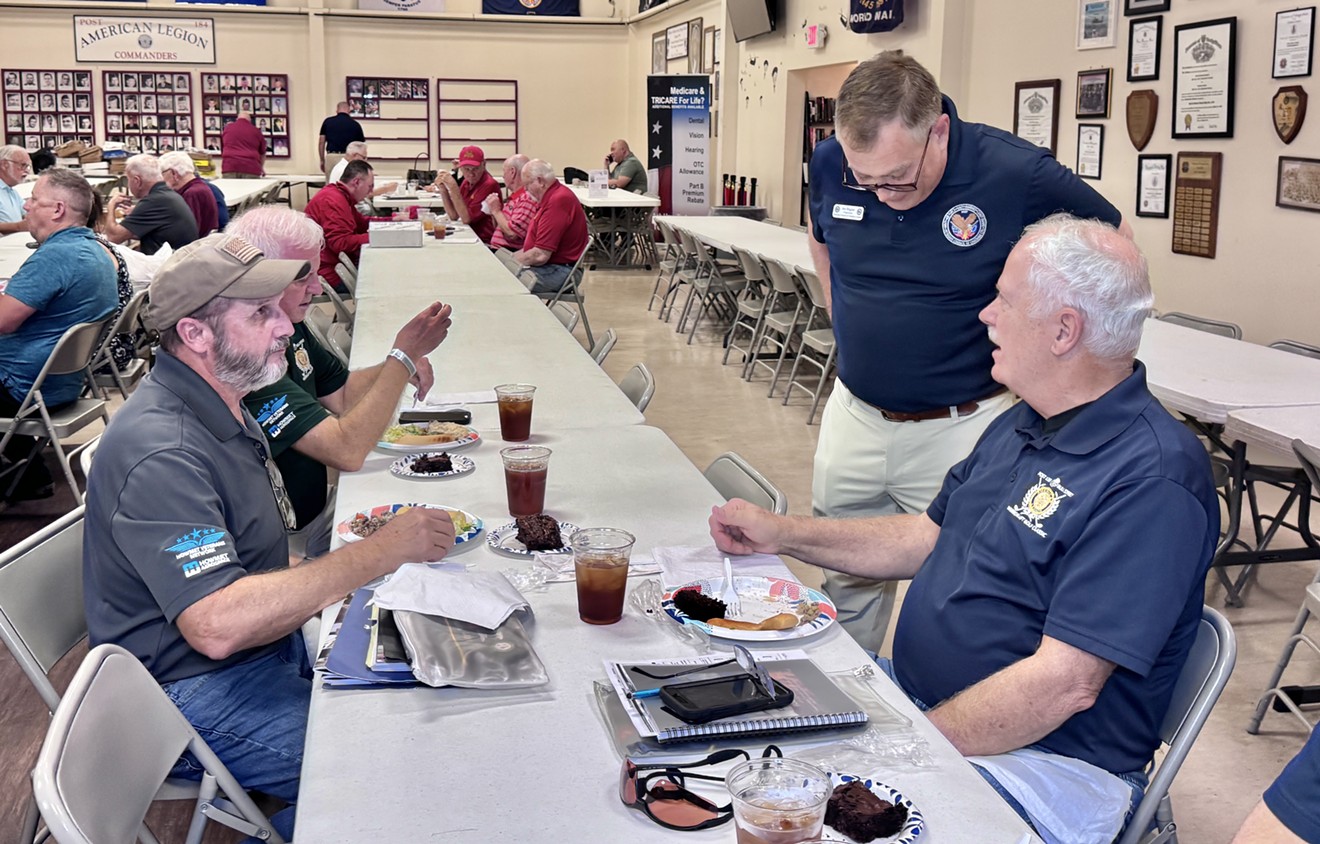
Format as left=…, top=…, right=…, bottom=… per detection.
left=532, top=552, right=661, bottom=583
left=372, top=565, right=529, bottom=629
left=409, top=389, right=498, bottom=408
left=652, top=545, right=798, bottom=589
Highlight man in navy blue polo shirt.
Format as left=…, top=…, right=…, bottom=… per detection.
left=1232, top=727, right=1320, bottom=843
left=711, top=216, right=1216, bottom=842
left=807, top=51, right=1128, bottom=653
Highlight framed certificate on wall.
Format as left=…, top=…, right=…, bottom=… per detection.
left=1173, top=17, right=1237, bottom=138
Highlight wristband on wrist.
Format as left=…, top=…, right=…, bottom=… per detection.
left=387, top=347, right=417, bottom=378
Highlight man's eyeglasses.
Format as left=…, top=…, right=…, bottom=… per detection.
left=841, top=124, right=933, bottom=194
left=619, top=745, right=783, bottom=831
left=1, top=159, right=31, bottom=172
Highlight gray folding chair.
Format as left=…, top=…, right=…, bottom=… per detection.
left=648, top=220, right=685, bottom=313
left=1116, top=606, right=1236, bottom=844
left=304, top=316, right=346, bottom=367
left=88, top=289, right=150, bottom=400
left=1156, top=311, right=1242, bottom=339
left=618, top=363, right=654, bottom=413
left=781, top=268, right=836, bottom=424
left=0, top=320, right=111, bottom=505
left=1270, top=338, right=1320, bottom=360
left=318, top=278, right=356, bottom=328
left=335, top=251, right=358, bottom=296
left=674, top=229, right=747, bottom=345
left=703, top=451, right=788, bottom=515
left=32, top=644, right=285, bottom=844
left=1247, top=438, right=1320, bottom=734
left=723, top=245, right=769, bottom=370
left=327, top=322, right=353, bottom=363
left=550, top=302, right=580, bottom=334
left=590, top=328, right=617, bottom=366
left=748, top=260, right=806, bottom=394
left=540, top=250, right=594, bottom=347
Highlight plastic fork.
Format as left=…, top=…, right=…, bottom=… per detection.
left=721, top=556, right=741, bottom=617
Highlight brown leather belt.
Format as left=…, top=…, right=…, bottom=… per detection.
left=875, top=386, right=1009, bottom=423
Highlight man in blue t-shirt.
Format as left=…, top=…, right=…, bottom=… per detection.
left=711, top=216, right=1217, bottom=842
left=1232, top=727, right=1320, bottom=843
left=806, top=51, right=1129, bottom=654
left=0, top=168, right=117, bottom=499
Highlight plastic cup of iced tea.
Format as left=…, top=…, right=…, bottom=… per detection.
left=726, top=758, right=831, bottom=844
left=500, top=445, right=550, bottom=517
left=495, top=383, right=536, bottom=442
left=570, top=528, right=635, bottom=625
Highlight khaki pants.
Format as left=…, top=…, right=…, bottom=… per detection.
left=812, top=380, right=1015, bottom=654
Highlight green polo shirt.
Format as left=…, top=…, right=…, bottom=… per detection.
left=611, top=153, right=648, bottom=193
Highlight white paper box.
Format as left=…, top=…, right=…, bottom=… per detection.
left=369, top=220, right=423, bottom=248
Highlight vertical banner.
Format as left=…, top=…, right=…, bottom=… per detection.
left=647, top=75, right=711, bottom=215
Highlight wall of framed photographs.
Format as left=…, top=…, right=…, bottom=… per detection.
left=102, top=71, right=195, bottom=155
left=2, top=69, right=95, bottom=150
left=200, top=73, right=291, bottom=159
left=345, top=75, right=430, bottom=164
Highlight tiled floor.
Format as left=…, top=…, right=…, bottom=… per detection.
left=1, top=264, right=1315, bottom=843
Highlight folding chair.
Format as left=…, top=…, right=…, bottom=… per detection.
left=327, top=322, right=353, bottom=363
left=618, top=363, right=654, bottom=413
left=648, top=220, right=685, bottom=314
left=335, top=252, right=358, bottom=297
left=540, top=250, right=594, bottom=347
left=747, top=260, right=805, bottom=394
left=304, top=317, right=345, bottom=367
left=1270, top=338, right=1320, bottom=360
left=781, top=268, right=837, bottom=425
left=32, top=644, right=285, bottom=844
left=259, top=180, right=290, bottom=206
left=1247, top=438, right=1320, bottom=734
left=1115, top=606, right=1236, bottom=844
left=590, top=328, right=617, bottom=366
left=77, top=435, right=99, bottom=482
left=674, top=230, right=747, bottom=345
left=1156, top=311, right=1242, bottom=339
left=703, top=452, right=788, bottom=515
left=723, top=245, right=769, bottom=370
left=0, top=320, right=111, bottom=506
left=550, top=302, right=580, bottom=333
left=88, top=289, right=150, bottom=400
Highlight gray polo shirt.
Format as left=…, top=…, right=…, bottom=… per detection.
left=611, top=153, right=648, bottom=193
left=84, top=350, right=291, bottom=684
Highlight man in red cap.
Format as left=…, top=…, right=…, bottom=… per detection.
left=429, top=144, right=500, bottom=244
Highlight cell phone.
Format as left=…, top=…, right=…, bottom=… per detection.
left=659, top=674, right=794, bottom=725
left=398, top=409, right=472, bottom=425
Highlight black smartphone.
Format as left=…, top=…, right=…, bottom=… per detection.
left=397, top=409, right=472, bottom=425
left=659, top=674, right=794, bottom=725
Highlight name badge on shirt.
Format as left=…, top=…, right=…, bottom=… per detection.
left=832, top=203, right=865, bottom=221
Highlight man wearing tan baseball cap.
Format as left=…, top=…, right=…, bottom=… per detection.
left=83, top=232, right=457, bottom=839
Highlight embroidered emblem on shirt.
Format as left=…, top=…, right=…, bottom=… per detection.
left=942, top=202, right=986, bottom=247
left=832, top=203, right=865, bottom=221
left=293, top=340, right=313, bottom=380
left=1007, top=472, right=1074, bottom=538
left=164, top=527, right=232, bottom=577
left=255, top=395, right=296, bottom=438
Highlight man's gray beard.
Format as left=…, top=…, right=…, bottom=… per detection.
left=212, top=327, right=288, bottom=393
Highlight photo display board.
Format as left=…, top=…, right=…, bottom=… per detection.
left=200, top=73, right=290, bottom=158
left=103, top=70, right=195, bottom=154
left=2, top=69, right=95, bottom=150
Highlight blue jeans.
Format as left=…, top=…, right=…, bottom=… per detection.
left=518, top=262, right=574, bottom=296
left=162, top=634, right=311, bottom=843
left=874, top=658, right=1148, bottom=837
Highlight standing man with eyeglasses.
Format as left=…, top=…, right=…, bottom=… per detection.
left=806, top=51, right=1127, bottom=654
left=0, top=145, right=32, bottom=234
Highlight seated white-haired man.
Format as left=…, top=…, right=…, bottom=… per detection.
left=102, top=153, right=199, bottom=255
left=159, top=150, right=219, bottom=237
left=710, top=214, right=1219, bottom=844
left=509, top=158, right=589, bottom=296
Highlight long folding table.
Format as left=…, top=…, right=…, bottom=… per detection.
left=571, top=185, right=660, bottom=270
left=354, top=240, right=528, bottom=298
left=656, top=215, right=815, bottom=275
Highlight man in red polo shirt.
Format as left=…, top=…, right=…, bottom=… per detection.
left=430, top=145, right=500, bottom=244
left=488, top=153, right=534, bottom=251
left=304, top=159, right=375, bottom=289
left=511, top=159, right=589, bottom=296
left=220, top=110, right=266, bottom=178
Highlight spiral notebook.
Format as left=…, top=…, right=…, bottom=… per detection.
left=604, top=650, right=868, bottom=743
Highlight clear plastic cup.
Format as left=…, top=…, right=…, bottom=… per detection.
left=726, top=758, right=831, bottom=844
left=494, top=383, right=536, bottom=442
left=570, top=528, right=635, bottom=624
left=500, top=445, right=550, bottom=516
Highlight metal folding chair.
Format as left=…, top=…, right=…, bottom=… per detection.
left=88, top=289, right=150, bottom=400
left=540, top=250, right=594, bottom=347
left=550, top=302, right=580, bottom=334
left=1157, top=312, right=1242, bottom=339
left=335, top=251, right=358, bottom=297
left=723, top=245, right=769, bottom=370
left=781, top=268, right=837, bottom=424
left=747, top=260, right=805, bottom=394
left=32, top=644, right=285, bottom=844
left=327, top=322, right=353, bottom=363
left=590, top=328, right=617, bottom=366
left=317, top=279, right=356, bottom=329
left=674, top=230, right=746, bottom=345
left=0, top=320, right=111, bottom=505
left=618, top=363, right=654, bottom=413
left=648, top=220, right=685, bottom=314
left=1115, top=607, right=1236, bottom=844
left=703, top=452, right=788, bottom=515
left=304, top=317, right=345, bottom=367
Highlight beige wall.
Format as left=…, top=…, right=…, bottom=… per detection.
left=961, top=0, right=1318, bottom=345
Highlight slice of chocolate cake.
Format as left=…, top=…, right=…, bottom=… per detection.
left=515, top=514, right=563, bottom=551
left=825, top=780, right=908, bottom=842
left=671, top=588, right=727, bottom=622
left=411, top=452, right=453, bottom=473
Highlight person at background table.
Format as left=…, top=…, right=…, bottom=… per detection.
left=806, top=51, right=1127, bottom=654
left=329, top=142, right=397, bottom=205
left=1232, top=726, right=1320, bottom=843
left=82, top=233, right=457, bottom=842
left=711, top=216, right=1214, bottom=844
left=0, top=169, right=116, bottom=501
left=429, top=144, right=499, bottom=244
left=318, top=101, right=365, bottom=182
left=488, top=153, right=533, bottom=252
left=0, top=145, right=31, bottom=234
left=228, top=206, right=452, bottom=558
left=304, top=159, right=377, bottom=291
left=606, top=139, right=647, bottom=193
left=509, top=158, right=589, bottom=296
left=160, top=151, right=219, bottom=237
left=219, top=109, right=266, bottom=179
left=103, top=153, right=199, bottom=256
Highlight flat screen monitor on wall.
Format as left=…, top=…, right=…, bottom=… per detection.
left=729, top=0, right=775, bottom=42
